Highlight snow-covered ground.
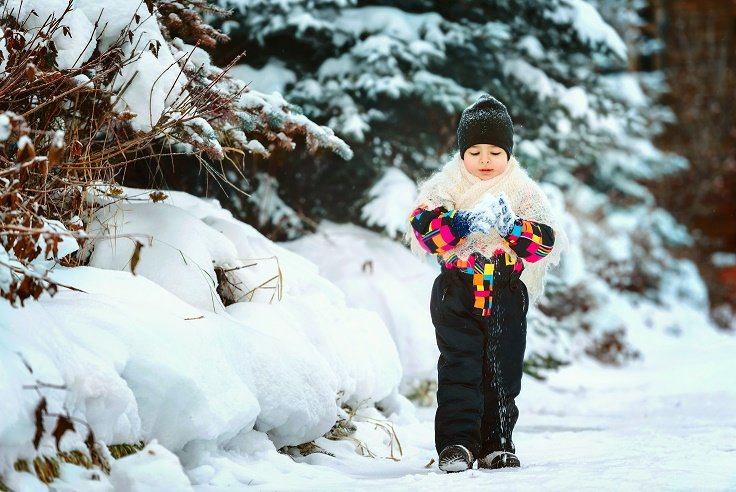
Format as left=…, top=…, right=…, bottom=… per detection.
left=2, top=190, right=735, bottom=490
left=185, top=304, right=736, bottom=491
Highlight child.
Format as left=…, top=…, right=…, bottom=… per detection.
left=407, top=94, right=564, bottom=472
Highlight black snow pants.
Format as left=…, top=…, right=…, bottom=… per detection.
left=430, top=265, right=529, bottom=458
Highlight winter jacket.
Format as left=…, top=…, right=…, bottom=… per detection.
left=409, top=205, right=555, bottom=316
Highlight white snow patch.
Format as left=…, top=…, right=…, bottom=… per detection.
left=284, top=222, right=438, bottom=384
left=559, top=86, right=589, bottom=118
left=711, top=252, right=736, bottom=268
left=110, top=441, right=192, bottom=491
left=548, top=0, right=627, bottom=60
left=361, top=167, right=418, bottom=237
left=229, top=59, right=297, bottom=94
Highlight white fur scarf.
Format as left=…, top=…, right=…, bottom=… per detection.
left=407, top=153, right=567, bottom=305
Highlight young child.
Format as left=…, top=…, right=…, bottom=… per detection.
left=407, top=94, right=564, bottom=472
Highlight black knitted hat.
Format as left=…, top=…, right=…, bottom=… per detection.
left=457, top=94, right=514, bottom=159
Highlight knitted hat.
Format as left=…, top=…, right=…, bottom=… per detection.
left=457, top=94, right=514, bottom=159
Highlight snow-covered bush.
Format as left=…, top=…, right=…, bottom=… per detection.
left=0, top=189, right=402, bottom=486
left=0, top=0, right=350, bottom=304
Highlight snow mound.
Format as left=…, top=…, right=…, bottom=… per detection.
left=0, top=188, right=403, bottom=484
left=110, top=441, right=192, bottom=492
left=283, top=221, right=439, bottom=385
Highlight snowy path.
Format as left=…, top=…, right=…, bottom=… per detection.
left=194, top=320, right=736, bottom=491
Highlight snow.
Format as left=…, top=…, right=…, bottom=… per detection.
left=284, top=222, right=439, bottom=386
left=229, top=59, right=297, bottom=94
left=178, top=301, right=736, bottom=491
left=548, top=0, right=628, bottom=61
left=0, top=114, right=11, bottom=141
left=16, top=135, right=33, bottom=153
left=503, top=58, right=559, bottom=100
left=341, top=112, right=370, bottom=142
left=2, top=1, right=735, bottom=488
left=658, top=259, right=709, bottom=309
left=361, top=167, right=418, bottom=237
left=2, top=188, right=736, bottom=489
left=48, top=8, right=96, bottom=69
left=517, top=35, right=545, bottom=60
left=5, top=0, right=185, bottom=131
left=602, top=73, right=648, bottom=107
left=559, top=86, right=589, bottom=118
left=711, top=252, right=736, bottom=268
left=110, top=441, right=192, bottom=491
left=337, top=7, right=443, bottom=45
left=504, top=61, right=592, bottom=122
left=0, top=189, right=401, bottom=486
left=87, top=201, right=235, bottom=313
left=246, top=173, right=302, bottom=236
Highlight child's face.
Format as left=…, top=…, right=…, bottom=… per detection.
left=462, top=144, right=508, bottom=180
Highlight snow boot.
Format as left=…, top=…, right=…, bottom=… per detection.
left=477, top=451, right=521, bottom=469
left=438, top=444, right=474, bottom=473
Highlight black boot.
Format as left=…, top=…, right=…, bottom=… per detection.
left=439, top=444, right=475, bottom=473
left=477, top=451, right=521, bottom=469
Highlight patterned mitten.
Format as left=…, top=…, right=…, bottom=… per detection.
left=494, top=192, right=519, bottom=236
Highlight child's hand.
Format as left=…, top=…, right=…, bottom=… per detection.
left=494, top=192, right=518, bottom=236
left=465, top=193, right=499, bottom=234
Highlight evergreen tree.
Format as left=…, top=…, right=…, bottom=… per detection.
left=216, top=0, right=681, bottom=218
left=214, top=0, right=701, bottom=370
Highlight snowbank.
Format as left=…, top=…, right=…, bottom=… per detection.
left=283, top=222, right=439, bottom=386
left=0, top=188, right=402, bottom=485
